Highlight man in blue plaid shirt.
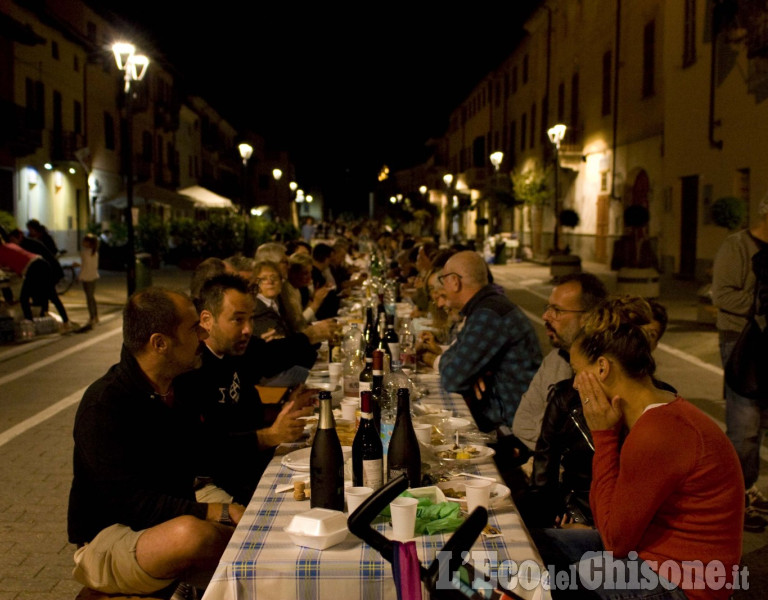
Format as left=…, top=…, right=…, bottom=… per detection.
left=437, top=251, right=541, bottom=433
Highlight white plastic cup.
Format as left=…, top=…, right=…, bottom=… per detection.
left=390, top=496, right=419, bottom=541
left=346, top=486, right=373, bottom=514
left=341, top=399, right=358, bottom=422
left=413, top=423, right=432, bottom=445
left=328, top=362, right=343, bottom=385
left=464, top=479, right=494, bottom=514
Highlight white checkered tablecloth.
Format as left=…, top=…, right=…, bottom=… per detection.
left=202, top=372, right=551, bottom=600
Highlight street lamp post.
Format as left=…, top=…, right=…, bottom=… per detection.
left=489, top=151, right=504, bottom=235
left=112, top=42, right=149, bottom=297
left=238, top=143, right=253, bottom=254
left=442, top=173, right=453, bottom=244
left=547, top=124, right=567, bottom=252
left=272, top=167, right=283, bottom=208
left=289, top=181, right=299, bottom=227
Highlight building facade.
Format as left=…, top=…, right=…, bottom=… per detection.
left=419, top=0, right=768, bottom=280
left=1, top=0, right=297, bottom=252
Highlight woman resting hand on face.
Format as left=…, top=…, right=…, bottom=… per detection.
left=537, top=296, right=744, bottom=600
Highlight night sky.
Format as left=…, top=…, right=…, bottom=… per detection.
left=100, top=1, right=540, bottom=214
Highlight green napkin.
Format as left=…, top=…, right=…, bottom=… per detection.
left=381, top=491, right=465, bottom=535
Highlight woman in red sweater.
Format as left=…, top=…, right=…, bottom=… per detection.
left=567, top=297, right=744, bottom=599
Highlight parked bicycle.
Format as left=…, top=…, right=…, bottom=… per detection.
left=55, top=250, right=77, bottom=295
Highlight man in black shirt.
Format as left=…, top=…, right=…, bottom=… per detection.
left=68, top=288, right=241, bottom=595
left=178, top=274, right=317, bottom=504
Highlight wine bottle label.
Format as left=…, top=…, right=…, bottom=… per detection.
left=359, top=381, right=372, bottom=393
left=387, top=343, right=400, bottom=361
left=388, top=467, right=407, bottom=482
left=362, top=459, right=383, bottom=489
left=344, top=377, right=360, bottom=398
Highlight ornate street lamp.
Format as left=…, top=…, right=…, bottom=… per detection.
left=547, top=123, right=567, bottom=252
left=238, top=143, right=254, bottom=253
left=112, top=42, right=149, bottom=297
left=490, top=151, right=504, bottom=172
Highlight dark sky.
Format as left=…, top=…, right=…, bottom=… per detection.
left=101, top=2, right=540, bottom=213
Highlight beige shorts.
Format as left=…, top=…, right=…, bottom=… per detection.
left=73, top=524, right=175, bottom=594
left=195, top=484, right=234, bottom=504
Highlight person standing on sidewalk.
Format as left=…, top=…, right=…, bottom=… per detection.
left=712, top=193, right=768, bottom=533
left=79, top=233, right=99, bottom=325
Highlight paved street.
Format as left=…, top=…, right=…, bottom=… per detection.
left=0, top=261, right=766, bottom=598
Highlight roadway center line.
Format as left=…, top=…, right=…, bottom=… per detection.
left=506, top=276, right=724, bottom=376
left=0, top=325, right=122, bottom=387
left=0, top=386, right=86, bottom=448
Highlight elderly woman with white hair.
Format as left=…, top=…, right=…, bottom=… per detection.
left=711, top=191, right=768, bottom=532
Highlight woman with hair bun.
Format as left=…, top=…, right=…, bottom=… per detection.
left=559, top=296, right=744, bottom=599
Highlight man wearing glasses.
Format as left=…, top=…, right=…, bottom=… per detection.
left=512, top=273, right=608, bottom=451
left=437, top=251, right=541, bottom=434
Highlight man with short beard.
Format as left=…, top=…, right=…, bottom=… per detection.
left=176, top=274, right=316, bottom=505
left=512, top=273, right=608, bottom=451
left=68, top=288, right=238, bottom=597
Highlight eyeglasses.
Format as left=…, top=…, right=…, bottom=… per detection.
left=543, top=304, right=585, bottom=319
left=437, top=272, right=462, bottom=285
left=257, top=276, right=281, bottom=284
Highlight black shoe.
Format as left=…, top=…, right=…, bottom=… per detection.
left=744, top=508, right=767, bottom=533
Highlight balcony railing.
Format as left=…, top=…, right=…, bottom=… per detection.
left=50, top=130, right=85, bottom=162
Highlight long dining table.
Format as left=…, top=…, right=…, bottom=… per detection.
left=201, top=369, right=551, bottom=600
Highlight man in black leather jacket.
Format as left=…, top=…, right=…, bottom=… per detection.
left=519, top=302, right=674, bottom=529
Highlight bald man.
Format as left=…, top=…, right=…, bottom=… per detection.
left=437, top=251, right=541, bottom=433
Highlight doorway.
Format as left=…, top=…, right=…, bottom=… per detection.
left=679, top=175, right=699, bottom=279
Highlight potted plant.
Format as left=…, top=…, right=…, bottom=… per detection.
left=550, top=208, right=582, bottom=277
left=611, top=205, right=660, bottom=298
left=711, top=196, right=747, bottom=231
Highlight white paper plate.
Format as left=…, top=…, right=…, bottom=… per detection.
left=282, top=446, right=352, bottom=472
left=432, top=444, right=496, bottom=464
left=305, top=381, right=341, bottom=392
left=436, top=480, right=511, bottom=509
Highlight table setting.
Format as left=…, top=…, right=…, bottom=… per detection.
left=201, top=367, right=551, bottom=600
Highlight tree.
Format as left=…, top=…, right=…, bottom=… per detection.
left=512, top=165, right=552, bottom=256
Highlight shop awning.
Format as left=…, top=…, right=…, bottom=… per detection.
left=108, top=183, right=195, bottom=211
left=177, top=185, right=234, bottom=210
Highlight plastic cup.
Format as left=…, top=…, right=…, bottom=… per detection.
left=328, top=362, right=343, bottom=385
left=413, top=423, right=432, bottom=445
left=341, top=399, right=358, bottom=422
left=390, top=496, right=419, bottom=541
left=464, top=479, right=494, bottom=514
left=346, top=486, right=373, bottom=514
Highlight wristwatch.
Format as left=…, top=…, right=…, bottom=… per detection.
left=219, top=503, right=234, bottom=526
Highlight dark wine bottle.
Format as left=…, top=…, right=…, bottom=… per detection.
left=383, top=313, right=400, bottom=363
left=387, top=388, right=421, bottom=487
left=364, top=306, right=379, bottom=349
left=359, top=346, right=374, bottom=398
left=310, top=391, right=344, bottom=510
left=371, top=349, right=384, bottom=430
left=376, top=317, right=391, bottom=361
left=352, top=391, right=383, bottom=490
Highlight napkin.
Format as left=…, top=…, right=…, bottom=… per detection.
left=381, top=491, right=465, bottom=535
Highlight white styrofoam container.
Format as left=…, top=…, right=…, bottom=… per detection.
left=284, top=508, right=348, bottom=550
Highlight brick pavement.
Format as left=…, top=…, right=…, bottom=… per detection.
left=0, top=267, right=191, bottom=599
